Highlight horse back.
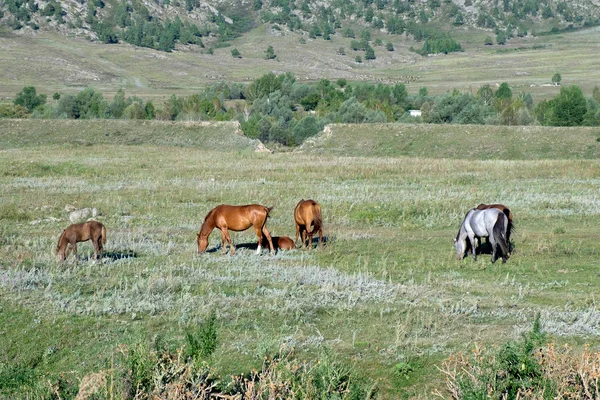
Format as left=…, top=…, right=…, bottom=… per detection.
left=477, top=203, right=512, bottom=223
left=294, top=199, right=321, bottom=227
left=467, top=208, right=504, bottom=237
left=213, top=204, right=270, bottom=231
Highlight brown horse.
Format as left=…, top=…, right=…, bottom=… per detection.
left=56, top=220, right=107, bottom=262
left=197, top=204, right=275, bottom=255
left=262, top=235, right=295, bottom=251
left=294, top=199, right=323, bottom=248
left=476, top=203, right=514, bottom=255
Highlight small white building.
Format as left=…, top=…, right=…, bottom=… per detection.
left=409, top=109, right=422, bottom=117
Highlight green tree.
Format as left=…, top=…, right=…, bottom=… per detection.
left=355, top=55, right=363, bottom=63
left=52, top=92, right=61, bottom=101
left=264, top=45, right=276, bottom=60
left=74, top=87, right=108, bottom=119
left=549, top=85, right=588, bottom=126
left=386, top=42, right=394, bottom=51
left=551, top=72, right=562, bottom=86
left=496, top=31, right=507, bottom=45
left=477, top=85, right=494, bottom=106
left=14, top=86, right=47, bottom=112
left=365, top=46, right=376, bottom=60
left=231, top=48, right=241, bottom=58
left=484, top=35, right=493, bottom=45
left=292, top=115, right=323, bottom=144
left=495, top=83, right=512, bottom=100
left=123, top=102, right=146, bottom=119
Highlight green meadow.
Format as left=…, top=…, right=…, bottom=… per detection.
left=1, top=119, right=600, bottom=398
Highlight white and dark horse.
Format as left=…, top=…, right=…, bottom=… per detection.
left=455, top=208, right=510, bottom=263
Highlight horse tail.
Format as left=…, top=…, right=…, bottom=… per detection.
left=502, top=207, right=514, bottom=242
left=493, top=213, right=509, bottom=258
left=265, top=206, right=274, bottom=217
left=307, top=201, right=322, bottom=235
left=101, top=224, right=107, bottom=245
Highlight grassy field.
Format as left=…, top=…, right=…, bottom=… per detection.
left=2, top=25, right=600, bottom=103
left=2, top=120, right=600, bottom=398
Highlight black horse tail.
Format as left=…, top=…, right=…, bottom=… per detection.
left=502, top=207, right=514, bottom=242
left=493, top=213, right=509, bottom=259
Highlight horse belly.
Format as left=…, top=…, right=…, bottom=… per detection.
left=226, top=220, right=253, bottom=231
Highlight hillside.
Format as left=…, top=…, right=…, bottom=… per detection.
left=0, top=119, right=263, bottom=150
left=3, top=0, right=600, bottom=49
left=300, top=123, right=600, bottom=159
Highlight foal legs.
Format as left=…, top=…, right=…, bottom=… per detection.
left=92, top=236, right=103, bottom=261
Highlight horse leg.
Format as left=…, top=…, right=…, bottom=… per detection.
left=295, top=223, right=301, bottom=245
left=253, top=226, right=263, bottom=255
left=92, top=238, right=99, bottom=261
left=72, top=242, right=78, bottom=264
left=468, top=235, right=477, bottom=261
left=301, top=229, right=308, bottom=248
left=97, top=237, right=103, bottom=262
left=223, top=229, right=235, bottom=255
left=220, top=230, right=227, bottom=254
left=261, top=226, right=274, bottom=255
left=489, top=235, right=497, bottom=263
left=318, top=229, right=323, bottom=248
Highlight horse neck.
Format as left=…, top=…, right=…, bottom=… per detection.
left=57, top=231, right=67, bottom=252
left=456, top=220, right=468, bottom=241
left=199, top=217, right=215, bottom=238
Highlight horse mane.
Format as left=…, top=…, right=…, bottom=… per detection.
left=199, top=207, right=218, bottom=237
left=456, top=208, right=474, bottom=241
left=56, top=229, right=66, bottom=253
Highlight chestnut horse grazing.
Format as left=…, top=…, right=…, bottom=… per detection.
left=476, top=203, right=514, bottom=254
left=262, top=236, right=295, bottom=251
left=56, top=220, right=107, bottom=262
left=294, top=199, right=323, bottom=248
left=197, top=204, right=275, bottom=255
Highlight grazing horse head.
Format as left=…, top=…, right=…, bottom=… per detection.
left=197, top=204, right=275, bottom=255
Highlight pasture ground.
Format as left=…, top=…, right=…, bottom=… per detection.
left=1, top=120, right=600, bottom=398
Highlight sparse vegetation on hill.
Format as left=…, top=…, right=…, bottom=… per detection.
left=2, top=0, right=600, bottom=53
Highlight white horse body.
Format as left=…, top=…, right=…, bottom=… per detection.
left=455, top=208, right=509, bottom=263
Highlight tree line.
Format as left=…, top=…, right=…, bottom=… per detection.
left=2, top=75, right=599, bottom=146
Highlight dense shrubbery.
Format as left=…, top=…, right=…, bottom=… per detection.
left=438, top=316, right=600, bottom=399
left=5, top=76, right=600, bottom=146
left=0, top=312, right=374, bottom=399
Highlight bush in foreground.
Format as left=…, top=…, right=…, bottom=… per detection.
left=436, top=315, right=600, bottom=399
